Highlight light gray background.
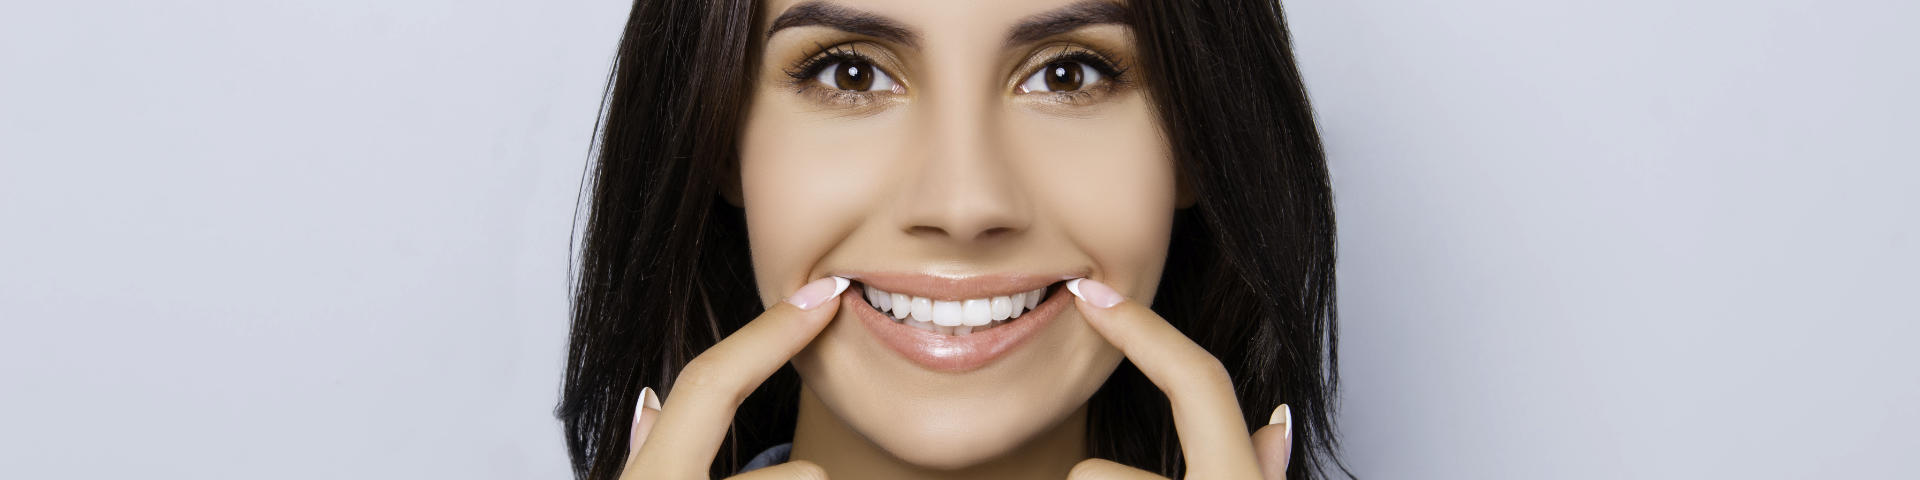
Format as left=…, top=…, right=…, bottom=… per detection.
left=2, top=0, right=1913, bottom=478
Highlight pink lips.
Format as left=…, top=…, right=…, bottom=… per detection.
left=839, top=272, right=1079, bottom=373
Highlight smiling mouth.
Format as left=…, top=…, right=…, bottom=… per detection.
left=839, top=271, right=1080, bottom=372
left=854, top=281, right=1063, bottom=336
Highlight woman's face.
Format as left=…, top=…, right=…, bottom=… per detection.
left=737, top=0, right=1177, bottom=468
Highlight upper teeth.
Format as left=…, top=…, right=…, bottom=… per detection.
left=862, top=284, right=1047, bottom=334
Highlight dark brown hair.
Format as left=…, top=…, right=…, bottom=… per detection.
left=556, top=0, right=1348, bottom=478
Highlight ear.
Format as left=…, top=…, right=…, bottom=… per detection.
left=719, top=154, right=745, bottom=207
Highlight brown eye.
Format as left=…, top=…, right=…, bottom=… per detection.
left=1019, top=60, right=1104, bottom=94
left=813, top=59, right=899, bottom=92
left=836, top=61, right=874, bottom=91
left=1043, top=61, right=1083, bottom=91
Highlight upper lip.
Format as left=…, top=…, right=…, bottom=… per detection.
left=834, top=270, right=1087, bottom=300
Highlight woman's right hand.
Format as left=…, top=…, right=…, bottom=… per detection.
left=620, top=276, right=850, bottom=480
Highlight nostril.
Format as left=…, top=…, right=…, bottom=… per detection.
left=902, top=225, right=1023, bottom=242
left=978, top=226, right=1018, bottom=240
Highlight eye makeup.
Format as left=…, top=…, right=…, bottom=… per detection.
left=1009, top=43, right=1133, bottom=107
left=781, top=42, right=909, bottom=110
left=774, top=38, right=1136, bottom=112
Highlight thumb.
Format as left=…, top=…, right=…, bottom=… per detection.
left=1250, top=404, right=1292, bottom=480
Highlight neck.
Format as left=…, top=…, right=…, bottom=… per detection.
left=789, top=385, right=1088, bottom=480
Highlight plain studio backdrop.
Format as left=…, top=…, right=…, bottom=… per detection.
left=2, top=0, right=1913, bottom=478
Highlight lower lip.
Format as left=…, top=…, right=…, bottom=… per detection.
left=848, top=283, right=1071, bottom=373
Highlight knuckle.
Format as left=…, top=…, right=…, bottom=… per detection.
left=1158, top=352, right=1233, bottom=394
left=1193, top=354, right=1231, bottom=383
left=1181, top=350, right=1232, bottom=382
left=671, top=357, right=739, bottom=398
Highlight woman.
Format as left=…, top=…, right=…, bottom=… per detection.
left=558, top=0, right=1345, bottom=478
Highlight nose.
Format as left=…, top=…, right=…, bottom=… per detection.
left=896, top=98, right=1031, bottom=243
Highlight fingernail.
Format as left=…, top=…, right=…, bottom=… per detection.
left=641, top=386, right=661, bottom=410
left=631, top=386, right=658, bottom=449
left=785, top=276, right=851, bottom=310
left=1274, top=404, right=1294, bottom=470
left=1269, top=403, right=1291, bottom=426
left=1283, top=404, right=1293, bottom=444
left=1064, top=278, right=1124, bottom=308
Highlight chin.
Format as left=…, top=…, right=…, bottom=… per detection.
left=859, top=399, right=1076, bottom=469
left=791, top=289, right=1123, bottom=470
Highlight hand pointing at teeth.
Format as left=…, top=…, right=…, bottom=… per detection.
left=619, top=276, right=849, bottom=480
left=1063, top=278, right=1294, bottom=480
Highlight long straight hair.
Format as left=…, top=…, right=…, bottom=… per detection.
left=556, top=0, right=1348, bottom=478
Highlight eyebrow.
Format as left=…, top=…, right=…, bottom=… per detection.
left=1003, top=0, right=1129, bottom=49
left=765, top=0, right=1129, bottom=50
left=767, top=1, right=919, bottom=47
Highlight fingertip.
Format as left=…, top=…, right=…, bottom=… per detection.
left=1066, top=285, right=1114, bottom=334
left=630, top=405, right=660, bottom=450
left=642, top=386, right=661, bottom=411
left=1251, top=420, right=1293, bottom=480
left=629, top=389, right=661, bottom=458
left=784, top=276, right=852, bottom=310
left=1251, top=405, right=1297, bottom=480
left=831, top=276, right=850, bottom=296
left=633, top=387, right=653, bottom=425
left=630, top=387, right=662, bottom=454
left=1065, top=277, right=1124, bottom=308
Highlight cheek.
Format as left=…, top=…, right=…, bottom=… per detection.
left=1009, top=96, right=1178, bottom=300
left=737, top=103, right=908, bottom=303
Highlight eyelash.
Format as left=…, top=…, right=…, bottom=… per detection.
left=1026, top=46, right=1131, bottom=105
left=780, top=43, right=1131, bottom=108
left=782, top=43, right=892, bottom=108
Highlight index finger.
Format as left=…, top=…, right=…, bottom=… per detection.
left=623, top=276, right=849, bottom=478
left=1067, top=278, right=1261, bottom=479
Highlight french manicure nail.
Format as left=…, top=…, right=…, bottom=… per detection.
left=1283, top=404, right=1293, bottom=444
left=1270, top=403, right=1291, bottom=427
left=785, top=276, right=851, bottom=310
left=642, top=386, right=661, bottom=411
left=631, top=386, right=658, bottom=450
left=1065, top=278, right=1124, bottom=308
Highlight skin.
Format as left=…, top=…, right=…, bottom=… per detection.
left=621, top=0, right=1293, bottom=478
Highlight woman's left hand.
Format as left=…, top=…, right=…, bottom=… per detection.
left=1061, top=278, right=1294, bottom=480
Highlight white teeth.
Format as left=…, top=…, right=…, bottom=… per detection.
left=890, top=293, right=910, bottom=319
left=866, top=285, right=891, bottom=312
left=962, top=299, right=991, bottom=326
left=1010, top=292, right=1025, bottom=318
left=861, top=284, right=1052, bottom=335
left=910, top=296, right=933, bottom=323
left=933, top=300, right=964, bottom=326
left=906, top=316, right=937, bottom=331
